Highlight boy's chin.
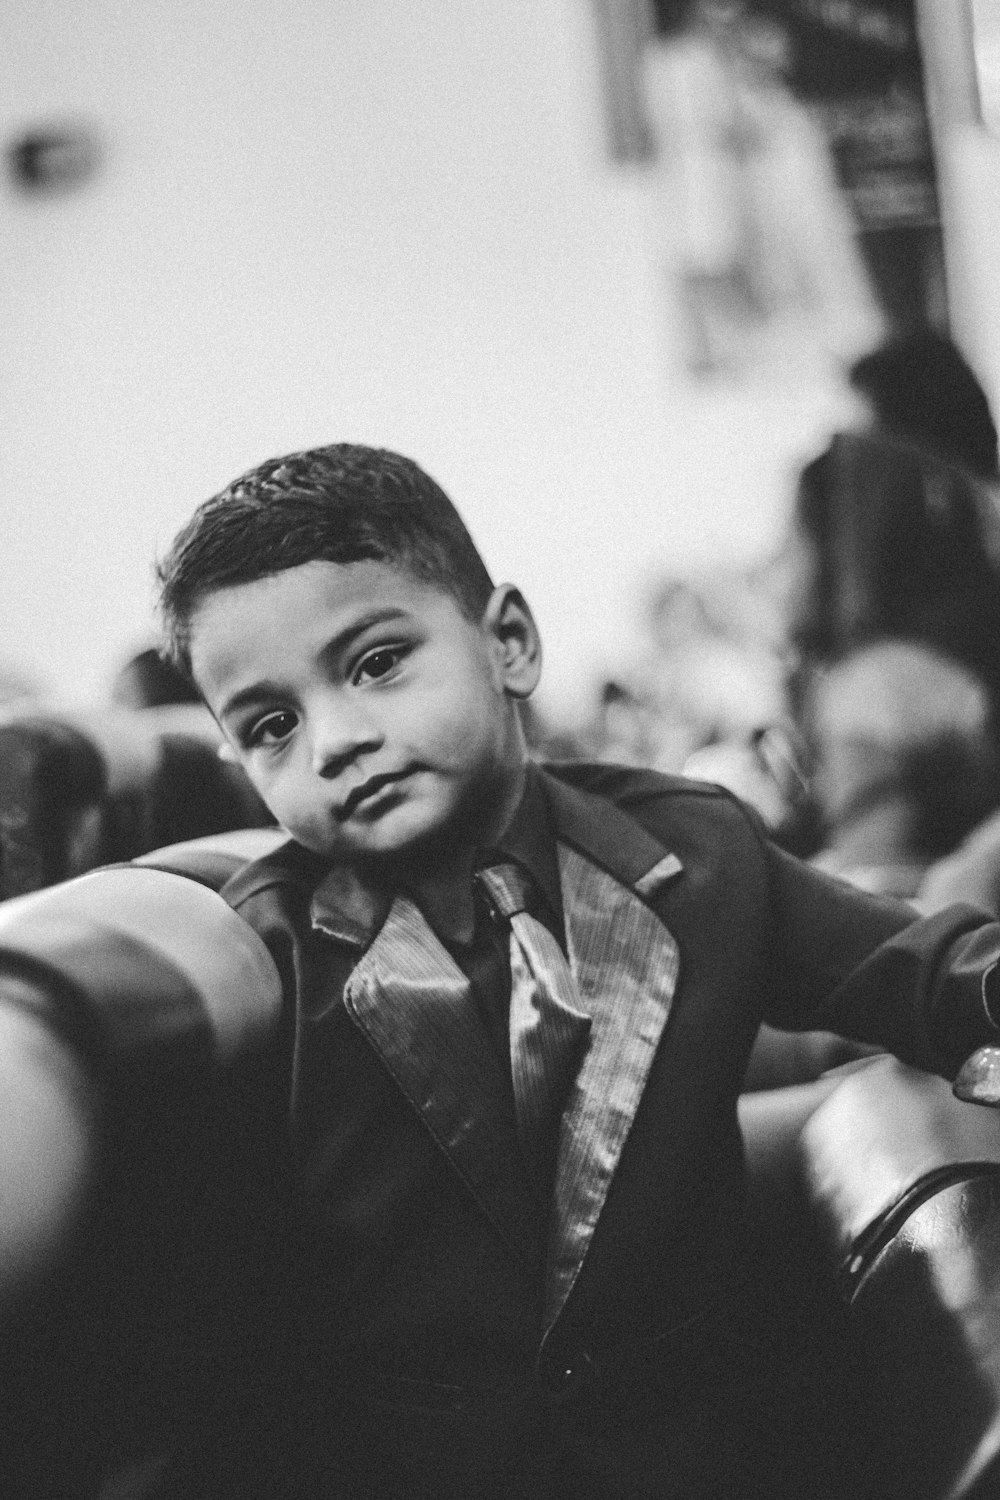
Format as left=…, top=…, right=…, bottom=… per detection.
left=370, top=821, right=491, bottom=875
left=301, top=809, right=463, bottom=868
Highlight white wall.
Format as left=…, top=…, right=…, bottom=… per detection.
left=1, top=0, right=854, bottom=723
left=918, top=0, right=1000, bottom=420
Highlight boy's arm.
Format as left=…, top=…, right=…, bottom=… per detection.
left=762, top=837, right=1000, bottom=1078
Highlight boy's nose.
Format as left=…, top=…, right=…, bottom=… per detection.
left=309, top=701, right=382, bottom=778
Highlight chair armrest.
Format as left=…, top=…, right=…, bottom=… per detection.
left=738, top=1074, right=847, bottom=1227
left=799, top=1057, right=1000, bottom=1498
left=0, top=864, right=282, bottom=1068
left=801, top=1056, right=1000, bottom=1284
left=0, top=981, right=98, bottom=1299
left=742, top=1022, right=878, bottom=1091
left=0, top=865, right=283, bottom=1294
left=0, top=865, right=284, bottom=1493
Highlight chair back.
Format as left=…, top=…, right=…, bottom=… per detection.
left=0, top=707, right=272, bottom=901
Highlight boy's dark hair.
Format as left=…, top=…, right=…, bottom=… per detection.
left=157, top=444, right=495, bottom=674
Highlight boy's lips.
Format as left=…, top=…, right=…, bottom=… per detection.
left=337, top=770, right=409, bottom=820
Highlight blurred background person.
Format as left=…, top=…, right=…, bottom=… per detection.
left=0, top=640, right=269, bottom=902
left=584, top=677, right=665, bottom=767
left=0, top=662, right=45, bottom=712
left=805, top=639, right=999, bottom=899
left=108, top=644, right=204, bottom=712
left=641, top=0, right=884, bottom=379
left=617, top=566, right=807, bottom=837
left=918, top=800, right=1000, bottom=920
left=780, top=330, right=1000, bottom=747
left=848, top=327, right=1000, bottom=483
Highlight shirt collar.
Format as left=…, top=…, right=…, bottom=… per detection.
left=310, top=761, right=562, bottom=949
left=310, top=860, right=393, bottom=948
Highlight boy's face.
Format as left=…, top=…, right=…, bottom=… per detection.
left=189, top=559, right=540, bottom=870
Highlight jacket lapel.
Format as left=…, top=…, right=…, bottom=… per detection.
left=541, top=773, right=683, bottom=1331
left=303, top=769, right=684, bottom=1300
left=341, top=893, right=541, bottom=1266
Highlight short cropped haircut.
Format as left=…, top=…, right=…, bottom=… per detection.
left=157, top=444, right=495, bottom=674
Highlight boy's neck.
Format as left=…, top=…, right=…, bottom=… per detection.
left=407, top=760, right=532, bottom=945
left=404, top=861, right=480, bottom=946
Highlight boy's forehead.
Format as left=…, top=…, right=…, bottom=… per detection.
left=188, top=557, right=470, bottom=690
left=192, top=558, right=433, bottom=632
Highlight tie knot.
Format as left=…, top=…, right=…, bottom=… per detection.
left=475, top=861, right=534, bottom=920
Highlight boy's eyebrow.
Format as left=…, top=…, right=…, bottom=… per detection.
left=217, top=680, right=288, bottom=721
left=216, top=607, right=413, bottom=721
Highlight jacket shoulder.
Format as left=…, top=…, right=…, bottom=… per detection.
left=541, top=759, right=766, bottom=853
left=133, top=827, right=291, bottom=892
left=133, top=827, right=329, bottom=934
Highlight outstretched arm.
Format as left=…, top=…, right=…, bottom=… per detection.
left=761, top=838, right=1000, bottom=1078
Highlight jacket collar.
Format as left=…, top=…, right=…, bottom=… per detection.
left=541, top=767, right=683, bottom=896
left=536, top=772, right=684, bottom=1328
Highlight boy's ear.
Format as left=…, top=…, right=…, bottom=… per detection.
left=483, top=585, right=542, bottom=700
left=217, top=740, right=241, bottom=764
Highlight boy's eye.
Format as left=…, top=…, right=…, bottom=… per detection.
left=245, top=710, right=297, bottom=748
left=354, top=646, right=404, bottom=684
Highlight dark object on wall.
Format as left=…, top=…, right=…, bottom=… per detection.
left=597, top=0, right=945, bottom=334
left=7, top=122, right=101, bottom=195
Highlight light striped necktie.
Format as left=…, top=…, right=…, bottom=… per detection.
left=475, top=862, right=592, bottom=1188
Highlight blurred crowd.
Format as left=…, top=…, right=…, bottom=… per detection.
left=534, top=328, right=1000, bottom=914
left=5, top=328, right=1000, bottom=921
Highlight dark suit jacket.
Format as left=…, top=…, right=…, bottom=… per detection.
left=143, top=762, right=999, bottom=1500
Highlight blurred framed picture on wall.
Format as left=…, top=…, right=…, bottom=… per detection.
left=591, top=0, right=945, bottom=380
left=972, top=0, right=1000, bottom=138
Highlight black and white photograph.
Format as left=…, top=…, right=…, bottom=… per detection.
left=4, top=3, right=1000, bottom=1496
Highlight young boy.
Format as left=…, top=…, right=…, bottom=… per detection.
left=9, top=442, right=1000, bottom=1498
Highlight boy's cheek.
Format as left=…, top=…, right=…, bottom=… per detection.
left=241, top=766, right=288, bottom=823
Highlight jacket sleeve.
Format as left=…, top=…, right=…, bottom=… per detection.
left=760, top=836, right=1000, bottom=1077
left=545, top=760, right=1000, bottom=1078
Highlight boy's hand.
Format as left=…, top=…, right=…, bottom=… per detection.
left=954, top=1046, right=1000, bottom=1106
